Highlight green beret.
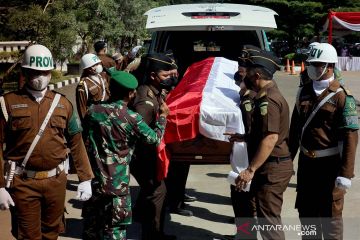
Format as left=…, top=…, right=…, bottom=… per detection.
left=110, top=70, right=138, bottom=90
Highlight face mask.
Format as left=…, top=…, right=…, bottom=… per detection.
left=159, top=76, right=177, bottom=90
left=28, top=74, right=51, bottom=91
left=243, top=75, right=254, bottom=90
left=92, top=65, right=103, bottom=74
left=307, top=64, right=328, bottom=81
left=234, top=72, right=241, bottom=85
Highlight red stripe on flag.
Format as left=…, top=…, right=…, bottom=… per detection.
left=157, top=57, right=215, bottom=181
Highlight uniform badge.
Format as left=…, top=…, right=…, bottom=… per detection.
left=259, top=102, right=268, bottom=116
left=11, top=104, right=28, bottom=109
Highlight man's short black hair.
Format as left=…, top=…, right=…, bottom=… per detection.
left=94, top=41, right=106, bottom=53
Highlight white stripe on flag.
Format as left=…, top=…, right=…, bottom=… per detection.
left=199, top=57, right=250, bottom=177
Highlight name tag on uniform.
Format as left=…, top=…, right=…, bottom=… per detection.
left=11, top=104, right=28, bottom=109
left=57, top=104, right=65, bottom=109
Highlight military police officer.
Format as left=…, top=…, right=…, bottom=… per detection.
left=0, top=44, right=94, bottom=239
left=130, top=53, right=177, bottom=240
left=76, top=53, right=110, bottom=122
left=235, top=49, right=293, bottom=240
left=289, top=43, right=359, bottom=239
left=83, top=70, right=169, bottom=240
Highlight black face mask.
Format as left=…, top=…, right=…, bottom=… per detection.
left=243, top=76, right=254, bottom=90
left=234, top=72, right=240, bottom=82
left=159, top=76, right=178, bottom=90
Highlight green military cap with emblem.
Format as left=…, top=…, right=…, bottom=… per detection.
left=110, top=70, right=138, bottom=90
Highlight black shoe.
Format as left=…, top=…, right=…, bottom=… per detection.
left=184, top=193, right=197, bottom=202
left=160, top=234, right=177, bottom=240
left=170, top=207, right=193, bottom=217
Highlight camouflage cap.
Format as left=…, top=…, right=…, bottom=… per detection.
left=110, top=70, right=138, bottom=90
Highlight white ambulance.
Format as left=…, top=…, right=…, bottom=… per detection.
left=145, top=3, right=278, bottom=77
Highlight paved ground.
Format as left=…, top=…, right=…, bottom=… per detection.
left=1, top=71, right=360, bottom=240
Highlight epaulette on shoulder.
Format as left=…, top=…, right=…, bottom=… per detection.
left=259, top=91, right=267, bottom=99
left=243, top=90, right=250, bottom=97
left=147, top=89, right=155, bottom=99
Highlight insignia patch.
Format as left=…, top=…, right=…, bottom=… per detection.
left=11, top=104, right=28, bottom=109
left=341, top=96, right=359, bottom=130
left=245, top=102, right=252, bottom=112
left=145, top=101, right=154, bottom=107
left=259, top=102, right=268, bottom=116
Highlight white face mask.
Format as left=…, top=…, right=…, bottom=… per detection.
left=28, top=74, right=51, bottom=91
left=93, top=64, right=103, bottom=74
left=307, top=63, right=328, bottom=81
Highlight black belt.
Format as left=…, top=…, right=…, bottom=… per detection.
left=267, top=156, right=291, bottom=163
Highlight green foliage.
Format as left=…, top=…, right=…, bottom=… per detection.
left=0, top=51, right=20, bottom=61
left=51, top=69, right=63, bottom=82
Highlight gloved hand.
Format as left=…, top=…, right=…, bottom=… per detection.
left=0, top=187, right=15, bottom=210
left=335, top=177, right=351, bottom=190
left=76, top=180, right=92, bottom=201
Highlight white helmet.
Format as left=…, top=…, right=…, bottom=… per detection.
left=22, top=44, right=54, bottom=71
left=306, top=42, right=320, bottom=54
left=307, top=43, right=338, bottom=63
left=80, top=53, right=101, bottom=73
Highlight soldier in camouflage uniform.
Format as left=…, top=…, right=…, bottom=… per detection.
left=82, top=70, right=169, bottom=240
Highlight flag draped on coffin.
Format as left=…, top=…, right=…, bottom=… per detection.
left=157, top=57, right=249, bottom=181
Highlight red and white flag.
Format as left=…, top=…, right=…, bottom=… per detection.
left=157, top=57, right=249, bottom=181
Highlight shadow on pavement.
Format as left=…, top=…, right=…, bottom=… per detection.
left=187, top=189, right=232, bottom=206
left=187, top=205, right=233, bottom=224
left=206, top=173, right=228, bottom=178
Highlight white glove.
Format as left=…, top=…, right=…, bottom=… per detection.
left=76, top=180, right=92, bottom=201
left=0, top=187, right=15, bottom=210
left=335, top=177, right=351, bottom=190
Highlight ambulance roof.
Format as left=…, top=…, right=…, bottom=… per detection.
left=145, top=3, right=278, bottom=31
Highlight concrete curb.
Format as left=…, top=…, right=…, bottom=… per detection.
left=48, top=77, right=80, bottom=90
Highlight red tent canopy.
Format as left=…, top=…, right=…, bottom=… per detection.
left=324, top=11, right=360, bottom=43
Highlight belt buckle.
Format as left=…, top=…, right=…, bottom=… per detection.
left=34, top=171, right=48, bottom=179
left=305, top=150, right=316, bottom=158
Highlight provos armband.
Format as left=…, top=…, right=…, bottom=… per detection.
left=341, top=96, right=359, bottom=130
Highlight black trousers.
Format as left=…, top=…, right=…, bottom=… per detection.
left=165, top=161, right=190, bottom=209
left=130, top=156, right=167, bottom=240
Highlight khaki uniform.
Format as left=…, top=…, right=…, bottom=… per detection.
left=249, top=81, right=293, bottom=240
left=129, top=84, right=167, bottom=240
left=0, top=89, right=93, bottom=240
left=289, top=80, right=358, bottom=239
left=76, top=72, right=110, bottom=122
left=98, top=54, right=115, bottom=69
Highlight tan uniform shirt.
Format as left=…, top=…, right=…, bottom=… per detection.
left=289, top=80, right=358, bottom=178
left=0, top=89, right=93, bottom=187
left=249, top=81, right=290, bottom=158
left=76, top=72, right=110, bottom=121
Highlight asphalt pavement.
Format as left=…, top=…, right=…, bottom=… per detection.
left=1, top=71, right=360, bottom=240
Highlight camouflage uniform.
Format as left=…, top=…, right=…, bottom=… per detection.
left=82, top=99, right=166, bottom=240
